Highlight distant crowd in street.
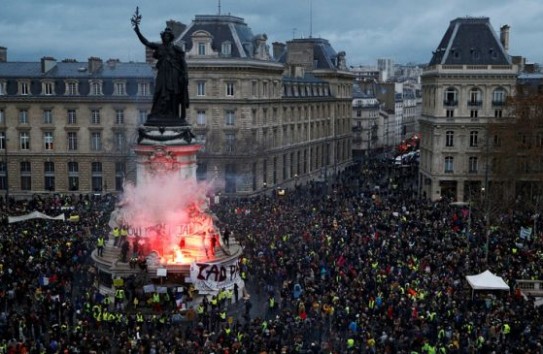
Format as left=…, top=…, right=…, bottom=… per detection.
left=0, top=158, right=542, bottom=353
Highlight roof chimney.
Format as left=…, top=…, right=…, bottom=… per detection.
left=500, top=25, right=510, bottom=53
left=41, top=56, right=57, bottom=73
left=88, top=57, right=103, bottom=74
left=0, top=47, right=7, bottom=62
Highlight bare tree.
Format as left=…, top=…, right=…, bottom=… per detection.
left=487, top=81, right=543, bottom=214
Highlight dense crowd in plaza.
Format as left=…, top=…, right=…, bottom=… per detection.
left=1, top=160, right=543, bottom=353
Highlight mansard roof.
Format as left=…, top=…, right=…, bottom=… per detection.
left=428, top=17, right=511, bottom=66
left=175, top=14, right=267, bottom=59
left=0, top=61, right=154, bottom=79
left=276, top=38, right=342, bottom=70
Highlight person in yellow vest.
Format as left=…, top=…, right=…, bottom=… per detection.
left=152, top=292, right=161, bottom=312
left=225, top=288, right=233, bottom=306
left=120, top=224, right=129, bottom=245
left=112, top=226, right=121, bottom=246
left=210, top=295, right=218, bottom=310
left=115, top=288, right=125, bottom=311
left=92, top=304, right=102, bottom=325
left=96, top=236, right=105, bottom=257
left=346, top=337, right=355, bottom=350
left=136, top=312, right=145, bottom=327
left=268, top=294, right=276, bottom=318
left=217, top=288, right=226, bottom=309
left=196, top=303, right=205, bottom=318
left=102, top=295, right=112, bottom=311
left=502, top=322, right=511, bottom=344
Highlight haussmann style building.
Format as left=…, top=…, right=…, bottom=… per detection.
left=418, top=17, right=519, bottom=201
left=0, top=49, right=154, bottom=199
left=166, top=14, right=354, bottom=196
left=0, top=13, right=354, bottom=198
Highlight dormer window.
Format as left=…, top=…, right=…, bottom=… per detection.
left=89, top=80, right=103, bottom=96
left=198, top=42, right=206, bottom=56
left=42, top=81, right=54, bottom=95
left=65, top=81, right=79, bottom=95
left=114, top=81, right=126, bottom=96
left=489, top=48, right=498, bottom=60
left=470, top=48, right=480, bottom=60
left=221, top=41, right=232, bottom=57
left=138, top=82, right=150, bottom=96
left=190, top=31, right=215, bottom=58
left=19, top=81, right=30, bottom=95
left=0, top=80, right=6, bottom=95
left=451, top=48, right=461, bottom=59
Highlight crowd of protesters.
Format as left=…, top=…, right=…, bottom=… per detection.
left=0, top=158, right=543, bottom=353
left=209, top=162, right=543, bottom=354
left=0, top=193, right=117, bottom=353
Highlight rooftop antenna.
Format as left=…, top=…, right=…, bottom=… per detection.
left=292, top=28, right=297, bottom=39
left=218, top=0, right=221, bottom=15
left=309, top=0, right=313, bottom=38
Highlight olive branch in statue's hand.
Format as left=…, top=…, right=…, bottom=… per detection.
left=131, top=6, right=142, bottom=28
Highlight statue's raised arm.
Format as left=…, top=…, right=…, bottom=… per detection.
left=131, top=7, right=154, bottom=48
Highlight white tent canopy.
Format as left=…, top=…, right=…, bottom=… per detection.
left=466, top=270, right=510, bottom=291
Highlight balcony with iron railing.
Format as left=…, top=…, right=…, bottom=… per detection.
left=467, top=100, right=483, bottom=107
left=443, top=100, right=458, bottom=107
left=492, top=100, right=506, bottom=107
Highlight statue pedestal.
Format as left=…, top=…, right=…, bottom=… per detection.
left=135, top=125, right=200, bottom=182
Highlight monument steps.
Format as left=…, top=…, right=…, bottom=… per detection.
left=92, top=237, right=243, bottom=280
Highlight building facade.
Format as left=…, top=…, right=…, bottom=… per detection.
left=352, top=83, right=380, bottom=160
left=171, top=15, right=353, bottom=195
left=0, top=54, right=154, bottom=198
left=0, top=13, right=353, bottom=198
left=419, top=17, right=518, bottom=201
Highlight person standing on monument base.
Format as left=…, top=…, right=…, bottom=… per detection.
left=131, top=7, right=189, bottom=124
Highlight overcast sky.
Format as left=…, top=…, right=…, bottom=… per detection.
left=2, top=0, right=543, bottom=67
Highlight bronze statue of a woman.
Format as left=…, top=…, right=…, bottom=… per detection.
left=132, top=7, right=190, bottom=126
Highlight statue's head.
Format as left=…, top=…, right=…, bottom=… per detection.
left=160, top=27, right=174, bottom=43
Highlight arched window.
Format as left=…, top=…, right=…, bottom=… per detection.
left=443, top=87, right=458, bottom=106
left=468, top=88, right=482, bottom=106
left=492, top=87, right=507, bottom=106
